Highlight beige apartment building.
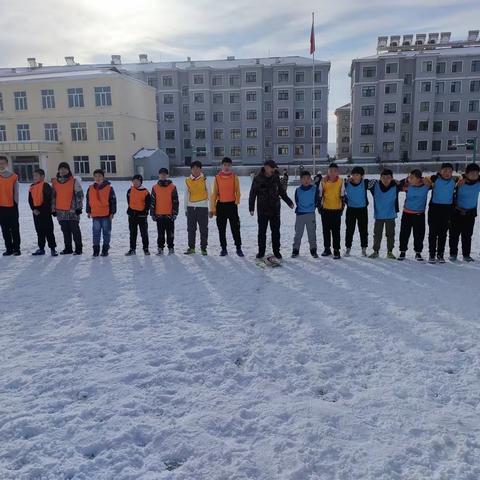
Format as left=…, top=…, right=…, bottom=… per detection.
left=335, top=103, right=351, bottom=159
left=0, top=66, right=157, bottom=181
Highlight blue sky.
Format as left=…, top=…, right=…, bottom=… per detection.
left=0, top=0, right=479, bottom=142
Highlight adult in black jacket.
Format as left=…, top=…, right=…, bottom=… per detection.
left=28, top=168, right=57, bottom=256
left=249, top=160, right=294, bottom=259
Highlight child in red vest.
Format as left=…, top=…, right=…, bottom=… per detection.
left=150, top=168, right=179, bottom=255
left=29, top=168, right=57, bottom=256
left=126, top=174, right=151, bottom=256
left=86, top=169, right=117, bottom=257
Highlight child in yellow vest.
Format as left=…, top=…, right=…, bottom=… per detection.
left=319, top=163, right=345, bottom=259
left=185, top=161, right=209, bottom=255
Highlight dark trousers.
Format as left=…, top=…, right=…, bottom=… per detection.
left=156, top=216, right=175, bottom=249
left=216, top=202, right=241, bottom=249
left=33, top=213, right=56, bottom=250
left=428, top=204, right=452, bottom=257
left=187, top=207, right=208, bottom=250
left=0, top=206, right=20, bottom=252
left=129, top=215, right=149, bottom=250
left=59, top=220, right=82, bottom=252
left=373, top=219, right=395, bottom=252
left=257, top=214, right=281, bottom=256
left=321, top=209, right=342, bottom=251
left=345, top=207, right=368, bottom=249
left=399, top=212, right=425, bottom=253
left=449, top=210, right=476, bottom=257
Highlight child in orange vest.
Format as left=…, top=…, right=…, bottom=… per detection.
left=210, top=157, right=243, bottom=257
left=150, top=168, right=179, bottom=255
left=126, top=174, right=151, bottom=256
left=0, top=155, right=21, bottom=256
left=28, top=168, right=57, bottom=256
left=319, top=162, right=345, bottom=259
left=86, top=169, right=117, bottom=257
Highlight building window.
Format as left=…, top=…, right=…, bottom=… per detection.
left=67, top=88, right=84, bottom=108
left=246, top=91, right=257, bottom=102
left=231, top=146, right=241, bottom=157
left=165, top=148, right=176, bottom=158
left=94, top=86, right=111, bottom=107
left=230, top=111, right=240, bottom=122
left=163, top=94, right=174, bottom=105
left=314, top=89, right=322, bottom=101
left=383, top=142, right=394, bottom=153
left=403, top=93, right=412, bottom=105
left=213, top=93, right=223, bottom=105
left=385, top=63, right=398, bottom=74
left=432, top=140, right=442, bottom=152
left=384, top=103, right=397, bottom=114
left=183, top=123, right=190, bottom=133
left=450, top=81, right=461, bottom=94
left=295, top=126, right=305, bottom=138
left=193, top=74, right=204, bottom=85
left=402, top=113, right=411, bottom=124
left=295, top=109, right=304, bottom=120
left=451, top=61, right=462, bottom=73
left=314, top=71, right=322, bottom=83
left=434, top=101, right=444, bottom=113
left=418, top=120, right=429, bottom=132
left=313, top=109, right=321, bottom=119
left=162, top=76, right=173, bottom=87
left=44, top=123, right=58, bottom=141
left=196, top=147, right=206, bottom=157
left=213, top=111, right=223, bottom=123
left=361, top=124, right=374, bottom=135
left=449, top=101, right=460, bottom=113
left=16, top=124, right=30, bottom=141
left=467, top=120, right=478, bottom=132
left=363, top=67, right=376, bottom=78
left=195, top=129, right=206, bottom=140
left=41, top=89, right=55, bottom=109
left=420, top=101, right=430, bottom=112
left=246, top=128, right=257, bottom=138
left=246, top=110, right=257, bottom=120
left=229, top=75, right=240, bottom=87
left=211, top=75, right=223, bottom=86
left=404, top=74, right=413, bottom=86
left=213, top=129, right=224, bottom=140
left=277, top=145, right=289, bottom=155
left=295, top=71, right=305, bottom=83
left=470, top=80, right=480, bottom=93
left=264, top=82, right=272, bottom=93
left=421, top=81, right=432, bottom=93
left=71, top=122, right=87, bottom=141
left=182, top=104, right=189, bottom=114
left=182, top=86, right=188, bottom=96
left=278, top=108, right=289, bottom=119
left=384, top=122, right=395, bottom=133
left=472, top=60, right=480, bottom=73
left=295, top=90, right=305, bottom=102
left=247, top=145, right=257, bottom=156
left=194, top=92, right=204, bottom=104
left=341, top=136, right=350, bottom=143
left=447, top=140, right=457, bottom=150
left=73, top=155, right=90, bottom=174
left=277, top=90, right=289, bottom=101
left=294, top=145, right=304, bottom=156
left=433, top=121, right=443, bottom=133
left=277, top=127, right=289, bottom=137
left=230, top=93, right=240, bottom=104
left=312, top=126, right=321, bottom=137
left=278, top=71, right=289, bottom=82
left=265, top=138, right=272, bottom=148
left=245, top=72, right=257, bottom=83
left=264, top=119, right=272, bottom=129
left=385, top=83, right=398, bottom=94
left=417, top=140, right=428, bottom=151
left=230, top=129, right=241, bottom=139
left=264, top=101, right=272, bottom=112
left=435, top=82, right=445, bottom=94
left=360, top=143, right=374, bottom=153
left=0, top=125, right=6, bottom=142
left=99, top=155, right=116, bottom=174
left=0, top=93, right=3, bottom=111
left=361, top=105, right=375, bottom=116
left=469, top=100, right=479, bottom=112
left=164, top=112, right=175, bottom=122
left=165, top=130, right=175, bottom=140
left=147, top=77, right=157, bottom=88
left=422, top=61, right=433, bottom=72
left=361, top=86, right=375, bottom=97
left=436, top=62, right=446, bottom=74
left=448, top=121, right=459, bottom=132
left=14, top=91, right=28, bottom=110
left=183, top=139, right=191, bottom=149
left=214, top=146, right=225, bottom=157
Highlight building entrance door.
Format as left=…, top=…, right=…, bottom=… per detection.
left=12, top=156, right=40, bottom=182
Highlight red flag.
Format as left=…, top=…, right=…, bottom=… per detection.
left=310, top=13, right=315, bottom=55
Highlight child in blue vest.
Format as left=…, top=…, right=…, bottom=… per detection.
left=344, top=166, right=368, bottom=257
left=398, top=169, right=432, bottom=261
left=292, top=171, right=320, bottom=258
left=368, top=169, right=399, bottom=259
left=449, top=163, right=480, bottom=262
left=427, top=162, right=459, bottom=263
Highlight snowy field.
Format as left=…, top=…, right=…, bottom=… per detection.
left=1, top=176, right=480, bottom=480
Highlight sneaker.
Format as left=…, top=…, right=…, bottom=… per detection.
left=168, top=248, right=175, bottom=255
left=321, top=249, right=332, bottom=257
left=157, top=248, right=164, bottom=256
left=463, top=256, right=475, bottom=263
left=428, top=255, right=436, bottom=264
left=386, top=251, right=396, bottom=260
left=274, top=252, right=282, bottom=260
left=220, top=249, right=228, bottom=257
left=361, top=247, right=367, bottom=257
left=144, top=249, right=151, bottom=256
left=2, top=250, right=13, bottom=256
left=344, top=248, right=351, bottom=257
left=50, top=248, right=58, bottom=257
left=32, top=249, right=45, bottom=256
left=13, top=250, right=21, bottom=256
left=92, top=246, right=100, bottom=257
left=125, top=249, right=136, bottom=256
left=310, top=249, right=319, bottom=259
left=333, top=250, right=341, bottom=260
left=398, top=252, right=406, bottom=261
left=437, top=255, right=445, bottom=264
left=60, top=249, right=73, bottom=255
left=256, top=253, right=264, bottom=259
left=415, top=253, right=424, bottom=262
left=236, top=248, right=244, bottom=257
left=369, top=251, right=379, bottom=259
left=201, top=249, right=208, bottom=256
left=100, top=246, right=109, bottom=257
left=184, top=248, right=195, bottom=255
left=449, top=255, right=457, bottom=262
left=291, top=249, right=299, bottom=258
left=73, top=250, right=82, bottom=256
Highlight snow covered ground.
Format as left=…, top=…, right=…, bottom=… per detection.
left=1, top=177, right=480, bottom=480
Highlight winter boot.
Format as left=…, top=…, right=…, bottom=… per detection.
left=310, top=248, right=319, bottom=259
left=201, top=249, right=208, bottom=256
left=93, top=245, right=100, bottom=257
left=369, top=251, right=379, bottom=259
left=236, top=248, right=244, bottom=257
left=386, top=251, right=396, bottom=260
left=60, top=248, right=73, bottom=255
left=32, top=249, right=45, bottom=256
left=220, top=249, right=228, bottom=256
left=2, top=250, right=13, bottom=256
left=415, top=252, right=424, bottom=262
left=51, top=248, right=58, bottom=257
left=144, top=249, right=151, bottom=256
left=168, top=247, right=175, bottom=255
left=321, top=248, right=332, bottom=257
left=291, top=249, right=299, bottom=258
left=101, top=245, right=109, bottom=257
left=398, top=252, right=406, bottom=261
left=125, top=249, right=136, bottom=256
left=428, top=255, right=436, bottom=264
left=13, top=250, right=21, bottom=256
left=157, top=247, right=164, bottom=256
left=333, top=250, right=341, bottom=260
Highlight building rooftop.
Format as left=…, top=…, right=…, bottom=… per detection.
left=335, top=103, right=351, bottom=113
left=0, top=67, right=122, bottom=83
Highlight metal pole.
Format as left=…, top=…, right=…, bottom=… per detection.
left=312, top=12, right=316, bottom=175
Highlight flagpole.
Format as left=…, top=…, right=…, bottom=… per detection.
left=311, top=12, right=316, bottom=175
